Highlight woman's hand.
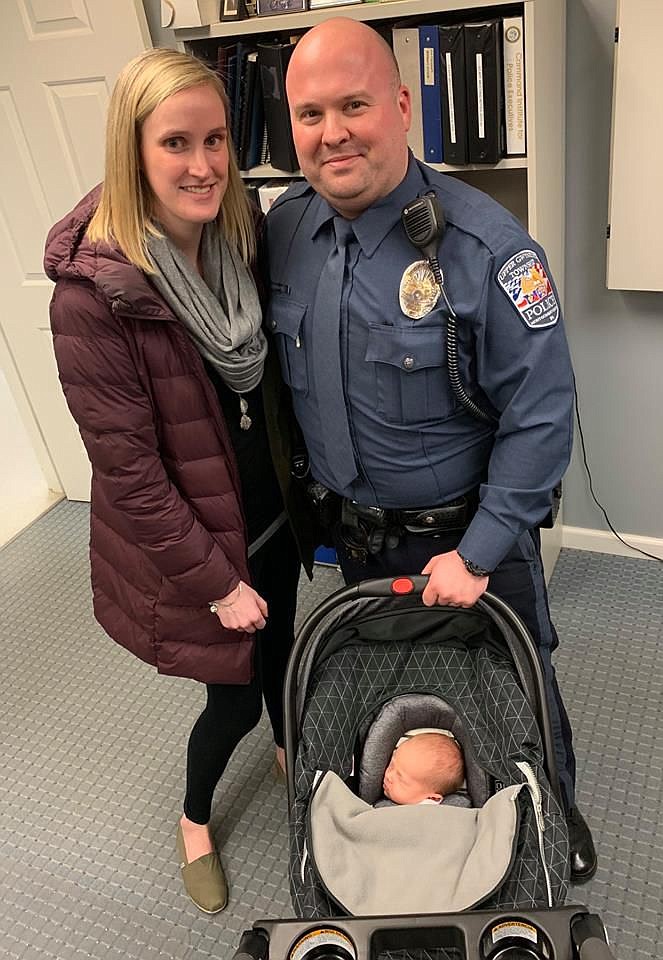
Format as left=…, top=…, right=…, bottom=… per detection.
left=212, top=581, right=268, bottom=633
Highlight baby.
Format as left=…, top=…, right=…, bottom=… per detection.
left=381, top=731, right=465, bottom=805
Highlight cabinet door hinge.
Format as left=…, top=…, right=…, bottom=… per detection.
left=606, top=224, right=611, bottom=239
left=614, top=26, right=619, bottom=42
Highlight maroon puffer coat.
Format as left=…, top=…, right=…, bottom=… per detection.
left=44, top=188, right=306, bottom=684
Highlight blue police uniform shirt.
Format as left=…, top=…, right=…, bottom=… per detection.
left=265, top=154, right=574, bottom=573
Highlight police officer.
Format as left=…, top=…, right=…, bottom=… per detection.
left=265, top=17, right=596, bottom=882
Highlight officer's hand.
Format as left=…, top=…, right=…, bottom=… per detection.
left=212, top=581, right=268, bottom=633
left=421, top=551, right=488, bottom=608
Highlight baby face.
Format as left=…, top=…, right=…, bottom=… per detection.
left=382, top=737, right=441, bottom=805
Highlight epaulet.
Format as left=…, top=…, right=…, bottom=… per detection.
left=417, top=163, right=528, bottom=255
left=270, top=179, right=313, bottom=212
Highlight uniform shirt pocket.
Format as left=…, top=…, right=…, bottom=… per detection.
left=266, top=295, right=309, bottom=396
left=366, top=323, right=455, bottom=424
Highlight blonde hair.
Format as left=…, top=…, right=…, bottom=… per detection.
left=87, top=47, right=255, bottom=272
left=407, top=733, right=465, bottom=795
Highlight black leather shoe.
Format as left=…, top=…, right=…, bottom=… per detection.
left=566, top=806, right=597, bottom=883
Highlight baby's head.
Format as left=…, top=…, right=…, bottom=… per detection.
left=382, top=732, right=465, bottom=805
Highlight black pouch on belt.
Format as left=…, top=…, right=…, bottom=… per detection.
left=307, top=481, right=341, bottom=532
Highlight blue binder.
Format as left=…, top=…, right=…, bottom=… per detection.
left=418, top=26, right=443, bottom=164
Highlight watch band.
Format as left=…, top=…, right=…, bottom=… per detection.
left=458, top=553, right=491, bottom=578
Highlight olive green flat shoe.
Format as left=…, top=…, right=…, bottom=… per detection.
left=176, top=822, right=228, bottom=914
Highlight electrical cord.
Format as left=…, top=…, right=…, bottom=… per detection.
left=573, top=375, right=662, bottom=562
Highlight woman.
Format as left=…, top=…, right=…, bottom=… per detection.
left=44, top=48, right=314, bottom=914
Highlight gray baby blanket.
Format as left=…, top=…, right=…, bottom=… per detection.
left=310, top=772, right=524, bottom=915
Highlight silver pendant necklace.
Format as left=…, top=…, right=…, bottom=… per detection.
left=239, top=395, right=252, bottom=431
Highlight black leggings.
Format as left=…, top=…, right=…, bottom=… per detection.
left=183, top=521, right=300, bottom=824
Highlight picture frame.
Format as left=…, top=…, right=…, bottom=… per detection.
left=220, top=0, right=248, bottom=21
left=256, top=0, right=306, bottom=16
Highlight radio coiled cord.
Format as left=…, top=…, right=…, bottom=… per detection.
left=428, top=256, right=495, bottom=425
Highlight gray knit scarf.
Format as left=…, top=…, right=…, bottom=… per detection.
left=147, top=221, right=266, bottom=397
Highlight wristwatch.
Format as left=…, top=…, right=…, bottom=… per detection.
left=458, top=553, right=491, bottom=578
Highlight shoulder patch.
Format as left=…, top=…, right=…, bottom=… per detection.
left=496, top=249, right=559, bottom=329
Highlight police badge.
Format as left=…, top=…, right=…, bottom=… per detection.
left=399, top=260, right=440, bottom=319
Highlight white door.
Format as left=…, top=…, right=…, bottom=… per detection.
left=0, top=0, right=151, bottom=501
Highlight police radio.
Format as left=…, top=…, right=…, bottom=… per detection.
left=401, top=192, right=495, bottom=425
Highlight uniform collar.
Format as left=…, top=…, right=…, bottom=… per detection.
left=309, top=153, right=428, bottom=256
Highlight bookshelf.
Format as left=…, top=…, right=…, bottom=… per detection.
left=177, top=0, right=566, bottom=575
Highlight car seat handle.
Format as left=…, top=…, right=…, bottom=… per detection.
left=354, top=575, right=429, bottom=598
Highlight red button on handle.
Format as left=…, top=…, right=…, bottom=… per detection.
left=391, top=577, right=415, bottom=595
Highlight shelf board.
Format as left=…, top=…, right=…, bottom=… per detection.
left=176, top=0, right=527, bottom=41
left=432, top=157, right=527, bottom=172
left=240, top=156, right=527, bottom=178
left=240, top=163, right=300, bottom=178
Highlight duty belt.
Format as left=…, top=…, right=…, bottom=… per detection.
left=337, top=491, right=477, bottom=564
left=394, top=500, right=473, bottom=534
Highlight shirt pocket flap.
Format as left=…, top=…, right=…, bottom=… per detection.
left=267, top=296, right=307, bottom=342
left=366, top=324, right=445, bottom=372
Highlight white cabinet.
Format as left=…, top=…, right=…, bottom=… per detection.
left=607, top=0, right=663, bottom=292
left=176, top=0, right=566, bottom=575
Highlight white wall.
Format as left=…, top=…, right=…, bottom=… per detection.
left=563, top=0, right=663, bottom=542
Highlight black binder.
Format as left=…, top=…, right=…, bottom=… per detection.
left=225, top=48, right=238, bottom=140
left=215, top=43, right=235, bottom=92
left=246, top=64, right=266, bottom=170
left=438, top=24, right=468, bottom=165
left=257, top=40, right=299, bottom=174
left=238, top=52, right=261, bottom=170
left=463, top=20, right=504, bottom=164
left=244, top=181, right=260, bottom=209
left=232, top=42, right=253, bottom=149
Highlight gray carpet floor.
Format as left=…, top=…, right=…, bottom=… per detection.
left=0, top=501, right=661, bottom=959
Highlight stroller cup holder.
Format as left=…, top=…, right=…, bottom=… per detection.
left=231, top=906, right=615, bottom=960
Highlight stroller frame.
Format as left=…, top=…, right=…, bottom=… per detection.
left=233, top=905, right=615, bottom=960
